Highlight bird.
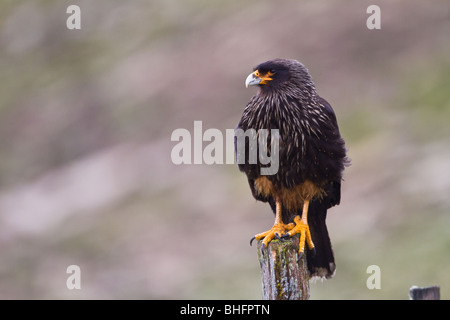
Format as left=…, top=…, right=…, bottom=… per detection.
left=235, top=58, right=349, bottom=279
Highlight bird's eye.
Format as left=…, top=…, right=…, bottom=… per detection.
left=254, top=70, right=260, bottom=77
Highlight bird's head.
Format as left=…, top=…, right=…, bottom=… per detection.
left=245, top=58, right=314, bottom=94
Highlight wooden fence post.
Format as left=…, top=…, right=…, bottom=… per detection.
left=256, top=235, right=310, bottom=300
left=409, top=286, right=440, bottom=300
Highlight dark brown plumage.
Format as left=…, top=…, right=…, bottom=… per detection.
left=235, top=59, right=349, bottom=279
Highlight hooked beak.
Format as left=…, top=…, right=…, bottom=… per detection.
left=245, top=72, right=261, bottom=88
left=245, top=70, right=274, bottom=88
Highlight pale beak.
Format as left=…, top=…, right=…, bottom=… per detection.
left=245, top=72, right=261, bottom=88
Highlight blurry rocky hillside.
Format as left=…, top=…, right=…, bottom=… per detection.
left=0, top=0, right=449, bottom=299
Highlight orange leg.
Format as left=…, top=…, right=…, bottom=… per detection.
left=250, top=198, right=295, bottom=251
left=283, top=200, right=315, bottom=261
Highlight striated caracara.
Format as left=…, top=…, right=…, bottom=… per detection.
left=235, top=58, right=349, bottom=279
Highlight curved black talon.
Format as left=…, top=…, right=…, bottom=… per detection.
left=260, top=243, right=266, bottom=255
left=277, top=233, right=290, bottom=241
left=311, top=247, right=316, bottom=257
left=250, top=236, right=256, bottom=246
left=297, top=252, right=303, bottom=263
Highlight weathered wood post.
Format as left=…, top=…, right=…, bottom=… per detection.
left=257, top=235, right=310, bottom=300
left=409, top=286, right=440, bottom=300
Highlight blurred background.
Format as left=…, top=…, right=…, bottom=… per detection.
left=0, top=0, right=449, bottom=299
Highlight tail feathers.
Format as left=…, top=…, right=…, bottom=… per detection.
left=306, top=200, right=336, bottom=279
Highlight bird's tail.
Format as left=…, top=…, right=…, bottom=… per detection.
left=306, top=200, right=336, bottom=279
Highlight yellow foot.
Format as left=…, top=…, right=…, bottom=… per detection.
left=250, top=222, right=295, bottom=252
left=282, top=215, right=315, bottom=261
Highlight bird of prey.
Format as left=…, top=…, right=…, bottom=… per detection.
left=235, top=59, right=349, bottom=278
